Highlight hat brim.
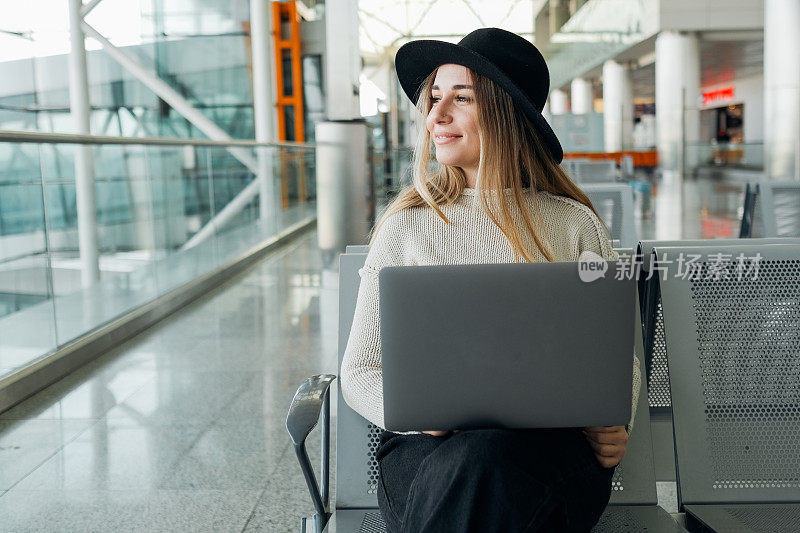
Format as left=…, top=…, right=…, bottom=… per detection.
left=395, top=39, right=564, bottom=163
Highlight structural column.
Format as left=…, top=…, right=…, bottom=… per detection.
left=249, top=0, right=278, bottom=220
left=655, top=31, right=700, bottom=173
left=68, top=0, right=100, bottom=286
left=318, top=0, right=370, bottom=267
left=324, top=0, right=360, bottom=119
left=549, top=89, right=569, bottom=115
left=570, top=77, right=593, bottom=114
left=764, top=0, right=800, bottom=180
left=602, top=60, right=633, bottom=152
left=316, top=122, right=370, bottom=272
left=549, top=0, right=570, bottom=35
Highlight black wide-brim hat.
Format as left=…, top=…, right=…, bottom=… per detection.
left=395, top=27, right=563, bottom=163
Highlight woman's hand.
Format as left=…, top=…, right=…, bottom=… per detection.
left=583, top=426, right=628, bottom=468
left=422, top=430, right=450, bottom=437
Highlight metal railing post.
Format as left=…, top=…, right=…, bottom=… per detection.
left=250, top=0, right=277, bottom=221
left=68, top=0, right=100, bottom=286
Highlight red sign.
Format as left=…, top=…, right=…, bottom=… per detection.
left=702, top=87, right=735, bottom=105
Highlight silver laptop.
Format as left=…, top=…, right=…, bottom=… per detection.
left=379, top=261, right=635, bottom=432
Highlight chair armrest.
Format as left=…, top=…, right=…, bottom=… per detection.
left=286, top=374, right=336, bottom=528
left=287, top=374, right=336, bottom=446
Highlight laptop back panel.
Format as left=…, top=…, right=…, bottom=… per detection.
left=380, top=261, right=635, bottom=431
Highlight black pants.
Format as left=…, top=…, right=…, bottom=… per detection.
left=376, top=428, right=615, bottom=533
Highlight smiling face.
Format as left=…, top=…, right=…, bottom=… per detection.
left=426, top=64, right=482, bottom=186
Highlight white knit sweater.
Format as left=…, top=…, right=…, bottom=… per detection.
left=341, top=187, right=641, bottom=433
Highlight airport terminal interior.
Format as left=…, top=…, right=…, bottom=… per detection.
left=1, top=0, right=799, bottom=531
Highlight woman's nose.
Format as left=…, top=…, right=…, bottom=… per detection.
left=432, top=102, right=452, bottom=123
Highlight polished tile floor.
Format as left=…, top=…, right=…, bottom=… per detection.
left=0, top=175, right=746, bottom=531
left=0, top=230, right=336, bottom=532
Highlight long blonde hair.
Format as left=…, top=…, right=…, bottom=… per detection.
left=370, top=67, right=607, bottom=262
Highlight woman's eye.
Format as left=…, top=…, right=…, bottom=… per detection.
left=429, top=95, right=471, bottom=104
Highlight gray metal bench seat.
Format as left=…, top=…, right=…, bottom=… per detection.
left=563, top=159, right=619, bottom=184
left=582, top=184, right=637, bottom=250
left=637, top=238, right=800, bottom=483
left=637, top=238, right=800, bottom=413
left=740, top=181, right=800, bottom=238
left=287, top=250, right=685, bottom=532
left=654, top=243, right=800, bottom=532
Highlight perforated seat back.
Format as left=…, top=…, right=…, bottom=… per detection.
left=760, top=182, right=800, bottom=237
left=337, top=253, right=380, bottom=509
left=561, top=158, right=590, bottom=179
left=607, top=289, right=658, bottom=505
left=656, top=243, right=800, bottom=504
left=745, top=181, right=800, bottom=238
left=582, top=184, right=637, bottom=249
left=638, top=238, right=800, bottom=410
left=573, top=160, right=618, bottom=183
left=346, top=245, right=370, bottom=254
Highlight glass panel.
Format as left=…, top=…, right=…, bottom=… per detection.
left=141, top=0, right=243, bottom=37
left=391, top=146, right=413, bottom=192
left=280, top=13, right=293, bottom=41
left=0, top=142, right=57, bottom=377
left=684, top=142, right=765, bottom=172
left=205, top=146, right=255, bottom=236
left=0, top=138, right=318, bottom=386
left=276, top=145, right=316, bottom=220
left=283, top=105, right=296, bottom=141
left=282, top=49, right=294, bottom=97
left=39, top=143, right=159, bottom=346
left=181, top=145, right=215, bottom=239
left=302, top=55, right=325, bottom=143
left=150, top=145, right=220, bottom=295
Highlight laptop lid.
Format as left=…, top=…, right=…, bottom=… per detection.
left=379, top=261, right=634, bottom=432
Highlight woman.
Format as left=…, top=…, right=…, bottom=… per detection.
left=341, top=28, right=641, bottom=532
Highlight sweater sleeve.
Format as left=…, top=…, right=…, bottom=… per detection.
left=577, top=211, right=641, bottom=434
left=340, top=213, right=407, bottom=429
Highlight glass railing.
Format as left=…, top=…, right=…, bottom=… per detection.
left=371, top=146, right=414, bottom=200
left=0, top=132, right=319, bottom=380
left=684, top=142, right=765, bottom=173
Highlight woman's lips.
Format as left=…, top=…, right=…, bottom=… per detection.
left=433, top=134, right=462, bottom=145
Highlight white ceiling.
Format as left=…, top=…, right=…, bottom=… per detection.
left=358, top=0, right=543, bottom=61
